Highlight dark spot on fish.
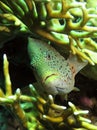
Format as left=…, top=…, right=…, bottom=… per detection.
left=64, top=79, right=66, bottom=82
left=62, top=58, right=65, bottom=62
left=71, top=65, right=75, bottom=74
left=66, top=62, right=69, bottom=67
left=59, top=65, right=62, bottom=70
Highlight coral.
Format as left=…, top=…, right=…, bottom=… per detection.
left=0, top=54, right=97, bottom=129
left=0, top=0, right=97, bottom=130
left=0, top=0, right=97, bottom=65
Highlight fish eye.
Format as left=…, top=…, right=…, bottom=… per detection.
left=47, top=54, right=51, bottom=60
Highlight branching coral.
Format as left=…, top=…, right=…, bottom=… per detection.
left=0, top=54, right=42, bottom=129
left=0, top=0, right=97, bottom=65
left=0, top=55, right=97, bottom=129
left=0, top=0, right=97, bottom=129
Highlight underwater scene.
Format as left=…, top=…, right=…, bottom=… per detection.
left=1, top=0, right=97, bottom=129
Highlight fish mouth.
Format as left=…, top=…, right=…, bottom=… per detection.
left=55, top=87, right=65, bottom=93
left=44, top=73, right=57, bottom=82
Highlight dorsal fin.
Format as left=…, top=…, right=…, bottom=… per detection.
left=67, top=54, right=88, bottom=75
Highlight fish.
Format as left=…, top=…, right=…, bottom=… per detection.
left=27, top=37, right=87, bottom=96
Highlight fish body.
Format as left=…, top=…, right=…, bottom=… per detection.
left=28, top=37, right=87, bottom=95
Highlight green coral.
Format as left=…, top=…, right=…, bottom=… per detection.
left=0, top=0, right=97, bottom=64
left=0, top=0, right=97, bottom=129
left=0, top=54, right=97, bottom=130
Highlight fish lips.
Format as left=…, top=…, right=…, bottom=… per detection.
left=43, top=74, right=72, bottom=95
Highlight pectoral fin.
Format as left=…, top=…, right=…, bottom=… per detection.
left=68, top=54, right=88, bottom=75
left=73, top=87, right=80, bottom=92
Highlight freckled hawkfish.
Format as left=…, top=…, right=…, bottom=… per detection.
left=28, top=37, right=87, bottom=96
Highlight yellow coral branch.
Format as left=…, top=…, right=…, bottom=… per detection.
left=43, top=115, right=64, bottom=123
left=3, top=54, right=12, bottom=96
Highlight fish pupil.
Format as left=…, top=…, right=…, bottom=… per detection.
left=47, top=54, right=51, bottom=60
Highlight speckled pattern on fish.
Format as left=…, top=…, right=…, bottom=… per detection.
left=28, top=37, right=87, bottom=95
